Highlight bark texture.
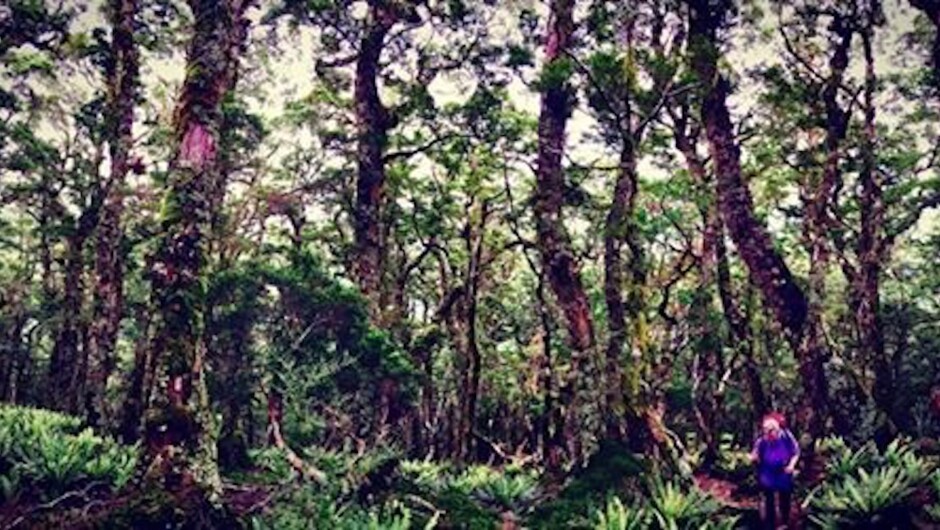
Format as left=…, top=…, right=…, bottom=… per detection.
left=353, top=1, right=414, bottom=320
left=141, top=0, right=251, bottom=496
left=603, top=143, right=637, bottom=443
left=857, top=13, right=894, bottom=436
left=86, top=0, right=140, bottom=429
left=48, top=193, right=106, bottom=413
left=688, top=0, right=829, bottom=441
left=534, top=0, right=595, bottom=464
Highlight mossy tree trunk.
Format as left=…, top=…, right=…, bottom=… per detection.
left=534, top=0, right=595, bottom=467
left=48, top=186, right=107, bottom=414
left=86, top=0, right=140, bottom=430
left=671, top=100, right=768, bottom=424
left=353, top=1, right=399, bottom=322
left=140, top=0, right=251, bottom=497
left=688, top=0, right=830, bottom=446
left=856, top=8, right=895, bottom=442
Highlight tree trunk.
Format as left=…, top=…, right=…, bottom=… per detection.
left=119, top=304, right=152, bottom=443
left=353, top=2, right=396, bottom=320
left=210, top=303, right=255, bottom=469
left=86, top=0, right=139, bottom=430
left=535, top=0, right=594, bottom=466
left=454, top=198, right=489, bottom=462
left=857, top=16, right=894, bottom=440
left=691, top=198, right=723, bottom=467
left=603, top=140, right=636, bottom=444
left=688, top=1, right=829, bottom=441
left=47, top=243, right=83, bottom=413
left=716, top=228, right=767, bottom=418
left=793, top=13, right=853, bottom=441
left=671, top=103, right=766, bottom=430
left=48, top=204, right=104, bottom=413
left=804, top=14, right=851, bottom=322
left=0, top=291, right=27, bottom=403
left=140, top=0, right=250, bottom=496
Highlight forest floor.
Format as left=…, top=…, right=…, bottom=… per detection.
left=694, top=473, right=804, bottom=529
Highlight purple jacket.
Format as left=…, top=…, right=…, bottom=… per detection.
left=754, top=429, right=799, bottom=491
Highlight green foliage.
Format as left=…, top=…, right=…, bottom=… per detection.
left=250, top=493, right=438, bottom=530
left=100, top=487, right=240, bottom=530
left=647, top=479, right=734, bottom=529
left=806, top=438, right=934, bottom=528
left=535, top=57, right=575, bottom=92
left=4, top=50, right=55, bottom=75
left=471, top=471, right=540, bottom=513
left=821, top=437, right=878, bottom=480
left=248, top=447, right=295, bottom=483
left=925, top=471, right=940, bottom=522
left=0, top=406, right=137, bottom=500
left=808, top=467, right=921, bottom=529
left=529, top=442, right=646, bottom=528
left=591, top=482, right=738, bottom=530
left=399, top=458, right=451, bottom=492
left=593, top=496, right=648, bottom=530
left=398, top=459, right=539, bottom=526
left=712, top=433, right=754, bottom=488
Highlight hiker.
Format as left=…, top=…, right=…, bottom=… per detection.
left=750, top=412, right=799, bottom=529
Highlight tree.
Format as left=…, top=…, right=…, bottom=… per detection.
left=534, top=0, right=595, bottom=466
left=351, top=1, right=421, bottom=322
left=139, top=0, right=252, bottom=496
left=687, top=0, right=830, bottom=445
left=86, top=0, right=141, bottom=429
left=911, top=0, right=940, bottom=89
left=855, top=1, right=893, bottom=440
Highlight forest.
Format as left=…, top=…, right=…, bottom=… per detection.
left=1, top=0, right=940, bottom=528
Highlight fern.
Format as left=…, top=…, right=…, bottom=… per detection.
left=592, top=496, right=648, bottom=530
left=807, top=455, right=931, bottom=528
left=472, top=472, right=540, bottom=512
left=0, top=406, right=138, bottom=498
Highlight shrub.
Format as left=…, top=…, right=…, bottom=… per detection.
left=0, top=406, right=137, bottom=501
left=529, top=440, right=646, bottom=528
left=808, top=467, right=920, bottom=529
left=249, top=491, right=438, bottom=530
left=647, top=479, right=737, bottom=529
left=471, top=471, right=540, bottom=513
left=399, top=458, right=451, bottom=492
left=920, top=471, right=940, bottom=523
left=593, top=496, right=648, bottom=530
left=713, top=432, right=754, bottom=489
left=398, top=460, right=536, bottom=527
left=806, top=438, right=934, bottom=529
left=591, top=482, right=738, bottom=530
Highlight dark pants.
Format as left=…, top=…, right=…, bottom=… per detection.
left=763, top=488, right=791, bottom=529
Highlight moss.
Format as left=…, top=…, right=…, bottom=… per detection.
left=98, top=486, right=241, bottom=530
left=434, top=486, right=500, bottom=529
left=527, top=441, right=645, bottom=529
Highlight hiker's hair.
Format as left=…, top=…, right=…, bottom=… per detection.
left=762, top=411, right=787, bottom=429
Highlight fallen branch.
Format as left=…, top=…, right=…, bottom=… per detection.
left=4, top=481, right=108, bottom=529
left=262, top=383, right=328, bottom=486
left=269, top=410, right=327, bottom=485
left=242, top=481, right=302, bottom=516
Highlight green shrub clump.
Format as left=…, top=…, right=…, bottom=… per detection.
left=592, top=479, right=739, bottom=530
left=0, top=405, right=137, bottom=501
left=397, top=459, right=539, bottom=528
left=806, top=437, right=935, bottom=529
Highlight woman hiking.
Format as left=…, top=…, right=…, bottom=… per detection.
left=750, top=412, right=800, bottom=529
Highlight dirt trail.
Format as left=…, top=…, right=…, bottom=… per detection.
left=694, top=473, right=803, bottom=528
